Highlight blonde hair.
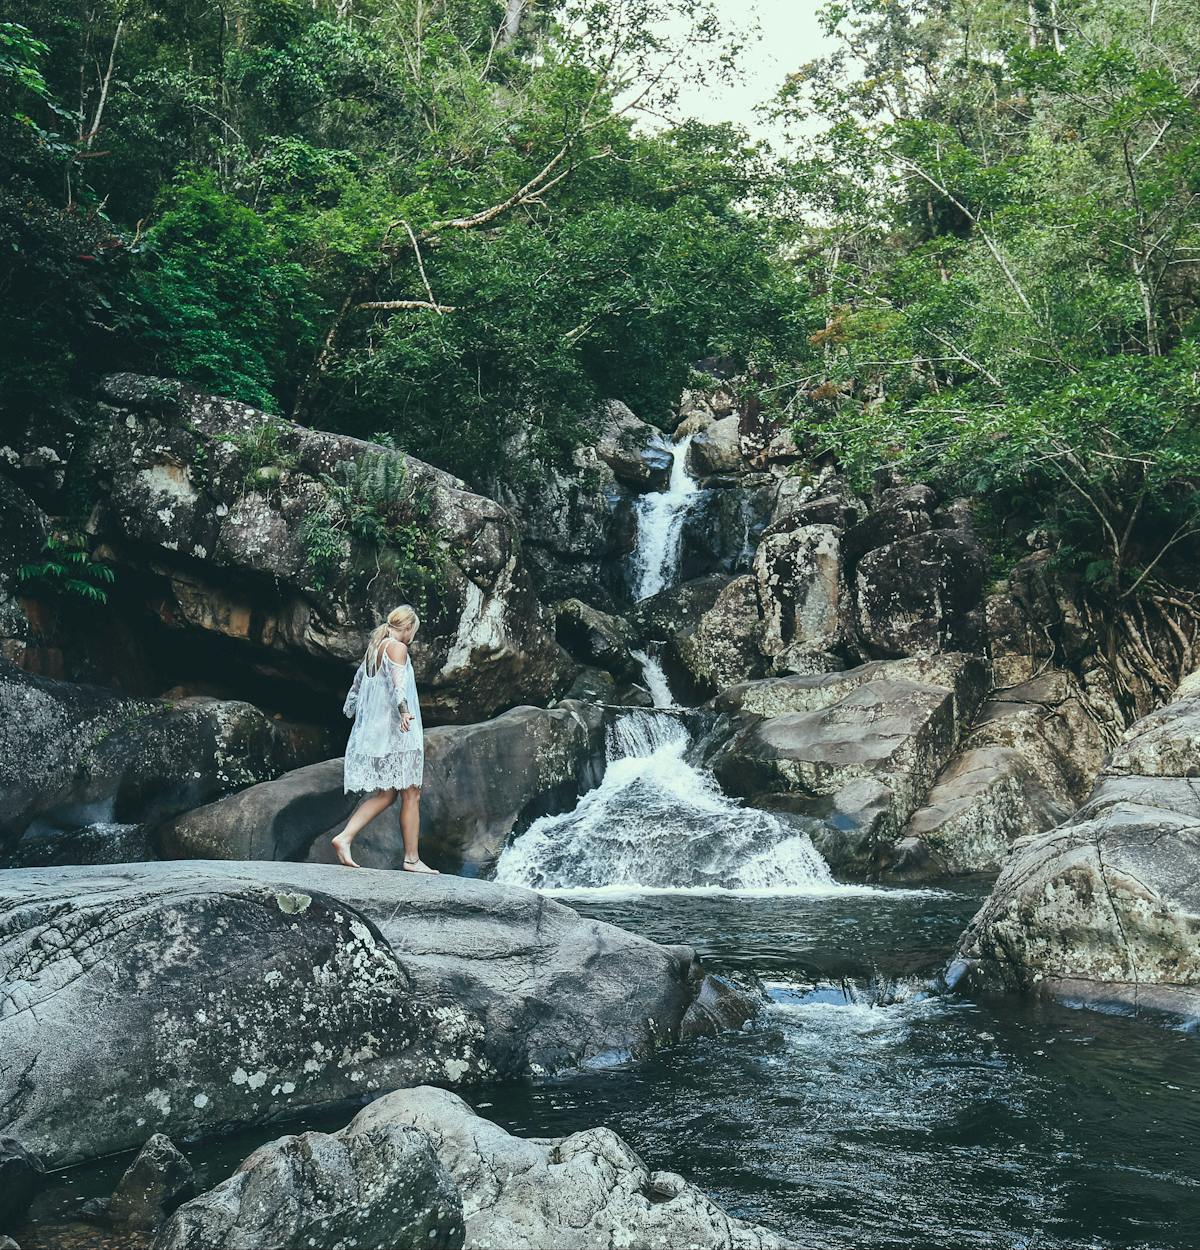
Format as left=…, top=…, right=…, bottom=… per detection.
left=366, top=604, right=420, bottom=670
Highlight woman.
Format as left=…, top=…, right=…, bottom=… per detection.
left=332, top=604, right=437, bottom=873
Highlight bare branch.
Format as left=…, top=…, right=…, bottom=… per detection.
left=355, top=299, right=458, bottom=313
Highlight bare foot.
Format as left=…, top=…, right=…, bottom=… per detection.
left=403, top=857, right=439, bottom=875
left=332, top=833, right=359, bottom=868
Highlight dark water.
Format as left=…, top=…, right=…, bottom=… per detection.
left=21, top=882, right=1200, bottom=1250
left=475, top=886, right=1200, bottom=1250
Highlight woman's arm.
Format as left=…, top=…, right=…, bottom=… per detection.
left=385, top=639, right=413, bottom=724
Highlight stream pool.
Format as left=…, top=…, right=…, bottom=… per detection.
left=17, top=880, right=1200, bottom=1250
left=474, top=885, right=1200, bottom=1250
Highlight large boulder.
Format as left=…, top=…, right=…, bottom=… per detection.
left=752, top=521, right=847, bottom=675
left=154, top=1112, right=463, bottom=1250
left=632, top=574, right=733, bottom=702
left=552, top=600, right=638, bottom=680
left=892, top=671, right=1108, bottom=876
left=357, top=1086, right=797, bottom=1250
left=0, top=659, right=330, bottom=858
left=678, top=472, right=776, bottom=582
left=677, top=574, right=766, bottom=692
left=0, top=862, right=750, bottom=1166
left=842, top=484, right=935, bottom=564
left=690, top=415, right=744, bottom=475
left=855, top=530, right=987, bottom=659
left=593, top=399, right=672, bottom=489
left=494, top=444, right=634, bottom=609
left=158, top=702, right=606, bottom=874
left=950, top=680, right=1200, bottom=1018
left=74, top=374, right=565, bottom=724
left=711, top=655, right=988, bottom=871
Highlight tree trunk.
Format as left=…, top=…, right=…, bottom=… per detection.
left=499, top=0, right=527, bottom=47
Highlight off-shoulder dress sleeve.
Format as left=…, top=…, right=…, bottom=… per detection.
left=343, top=662, right=364, bottom=718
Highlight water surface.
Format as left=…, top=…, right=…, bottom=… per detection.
left=477, top=887, right=1200, bottom=1250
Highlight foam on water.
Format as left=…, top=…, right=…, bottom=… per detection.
left=630, top=434, right=700, bottom=601
left=495, top=710, right=882, bottom=895
left=630, top=647, right=675, bottom=707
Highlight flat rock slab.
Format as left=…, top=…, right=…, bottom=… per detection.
left=711, top=655, right=987, bottom=869
left=0, top=863, right=722, bottom=1167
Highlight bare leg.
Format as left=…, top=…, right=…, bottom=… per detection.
left=400, top=786, right=437, bottom=874
left=332, top=789, right=396, bottom=867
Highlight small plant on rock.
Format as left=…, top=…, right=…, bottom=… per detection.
left=300, top=451, right=447, bottom=602
left=19, top=532, right=115, bottom=604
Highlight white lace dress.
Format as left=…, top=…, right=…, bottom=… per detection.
left=342, top=648, right=424, bottom=793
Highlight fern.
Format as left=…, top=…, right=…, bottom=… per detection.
left=18, top=533, right=115, bottom=604
left=300, top=451, right=447, bottom=602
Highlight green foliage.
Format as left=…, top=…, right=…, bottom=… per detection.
left=219, top=417, right=300, bottom=495
left=771, top=0, right=1200, bottom=597
left=19, top=532, right=116, bottom=604
left=129, top=175, right=318, bottom=411
left=301, top=451, right=447, bottom=601
left=4, top=0, right=797, bottom=484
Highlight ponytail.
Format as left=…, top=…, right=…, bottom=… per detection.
left=364, top=605, right=421, bottom=671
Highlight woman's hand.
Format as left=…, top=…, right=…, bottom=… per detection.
left=400, top=712, right=413, bottom=733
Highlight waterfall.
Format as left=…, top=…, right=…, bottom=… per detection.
left=630, top=647, right=674, bottom=707
left=630, top=434, right=700, bottom=601
left=494, top=710, right=852, bottom=894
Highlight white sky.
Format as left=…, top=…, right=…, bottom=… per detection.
left=658, top=0, right=834, bottom=143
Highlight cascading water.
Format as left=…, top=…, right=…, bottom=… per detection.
left=630, top=434, right=700, bottom=601
left=629, top=647, right=674, bottom=707
left=494, top=710, right=855, bottom=893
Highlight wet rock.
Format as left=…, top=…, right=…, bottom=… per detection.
left=712, top=655, right=988, bottom=870
left=157, top=702, right=605, bottom=874
left=79, top=374, right=564, bottom=724
left=633, top=574, right=733, bottom=701
left=562, top=666, right=617, bottom=704
left=680, top=973, right=766, bottom=1040
left=4, top=821, right=154, bottom=870
left=855, top=530, right=987, bottom=659
left=0, top=1136, right=44, bottom=1229
left=690, top=415, right=744, bottom=475
left=679, top=473, right=776, bottom=581
left=0, top=1236, right=19, bottom=1249
left=553, top=599, right=637, bottom=679
left=154, top=1114, right=462, bottom=1250
left=593, top=399, right=672, bottom=489
left=0, top=660, right=330, bottom=857
left=108, top=1135, right=194, bottom=1230
left=356, top=1086, right=797, bottom=1250
left=952, top=679, right=1200, bottom=1018
left=496, top=444, right=634, bottom=608
left=0, top=862, right=723, bottom=1166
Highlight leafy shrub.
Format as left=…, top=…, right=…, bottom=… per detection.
left=19, top=533, right=116, bottom=603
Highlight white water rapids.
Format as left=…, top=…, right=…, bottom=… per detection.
left=494, top=711, right=872, bottom=894
left=630, top=434, right=700, bottom=601
left=629, top=647, right=674, bottom=707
